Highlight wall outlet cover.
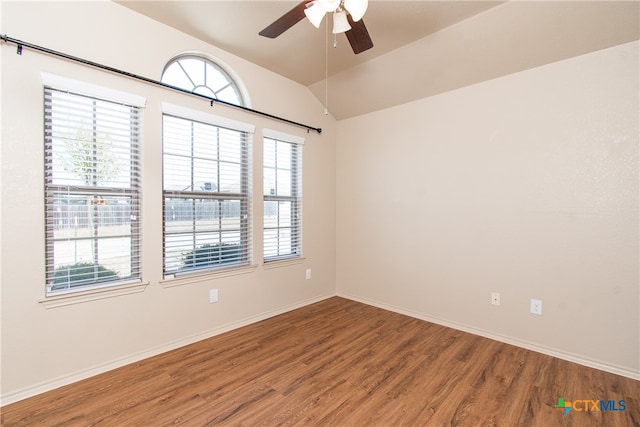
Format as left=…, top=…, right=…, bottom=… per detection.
left=491, top=292, right=500, bottom=306
left=530, top=299, right=542, bottom=315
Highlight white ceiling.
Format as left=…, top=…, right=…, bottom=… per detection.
left=117, top=1, right=639, bottom=120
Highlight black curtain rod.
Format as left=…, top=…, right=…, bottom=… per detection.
left=1, top=34, right=322, bottom=134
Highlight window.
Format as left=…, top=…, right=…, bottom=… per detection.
left=263, top=132, right=303, bottom=261
left=161, top=55, right=244, bottom=106
left=162, top=104, right=253, bottom=277
left=44, top=81, right=143, bottom=295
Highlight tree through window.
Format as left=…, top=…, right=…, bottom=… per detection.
left=44, top=86, right=142, bottom=294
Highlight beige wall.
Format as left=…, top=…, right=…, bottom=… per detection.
left=336, top=41, right=639, bottom=378
left=1, top=0, right=638, bottom=406
left=0, top=1, right=336, bottom=402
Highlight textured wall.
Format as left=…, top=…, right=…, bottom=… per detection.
left=336, top=41, right=639, bottom=377
left=0, top=1, right=336, bottom=402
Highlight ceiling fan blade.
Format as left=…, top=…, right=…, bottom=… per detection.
left=259, top=1, right=310, bottom=38
left=345, top=15, right=374, bottom=54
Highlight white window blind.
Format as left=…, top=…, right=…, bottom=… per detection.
left=263, top=134, right=302, bottom=261
left=162, top=110, right=252, bottom=277
left=44, top=87, right=142, bottom=294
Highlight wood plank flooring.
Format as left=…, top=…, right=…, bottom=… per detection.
left=2, top=297, right=639, bottom=426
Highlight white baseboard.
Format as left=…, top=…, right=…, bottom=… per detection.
left=1, top=293, right=335, bottom=406
left=337, top=292, right=640, bottom=381
left=5, top=291, right=636, bottom=406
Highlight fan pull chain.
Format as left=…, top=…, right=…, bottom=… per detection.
left=324, top=15, right=329, bottom=115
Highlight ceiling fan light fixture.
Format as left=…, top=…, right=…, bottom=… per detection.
left=317, top=0, right=341, bottom=13
left=332, top=10, right=352, bottom=34
left=304, top=2, right=326, bottom=28
left=344, top=0, right=368, bottom=22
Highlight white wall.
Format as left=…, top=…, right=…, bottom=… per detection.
left=0, top=1, right=336, bottom=403
left=336, top=41, right=639, bottom=378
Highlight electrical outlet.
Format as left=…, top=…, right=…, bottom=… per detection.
left=209, top=289, right=219, bottom=303
left=306, top=269, right=311, bottom=280
left=491, top=292, right=500, bottom=306
left=530, top=299, right=542, bottom=315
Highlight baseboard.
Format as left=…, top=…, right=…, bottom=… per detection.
left=1, top=293, right=335, bottom=406
left=5, top=291, right=635, bottom=406
left=337, top=292, right=640, bottom=381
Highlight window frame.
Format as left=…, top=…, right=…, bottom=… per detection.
left=161, top=54, right=246, bottom=107
left=263, top=130, right=304, bottom=263
left=161, top=103, right=254, bottom=279
left=42, top=73, right=145, bottom=296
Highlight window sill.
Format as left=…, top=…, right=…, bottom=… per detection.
left=39, top=280, right=149, bottom=309
left=161, top=264, right=259, bottom=288
left=262, top=256, right=306, bottom=270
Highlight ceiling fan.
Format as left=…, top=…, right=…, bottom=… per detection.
left=259, top=0, right=374, bottom=54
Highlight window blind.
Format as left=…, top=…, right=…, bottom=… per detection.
left=263, top=135, right=302, bottom=261
left=162, top=111, right=252, bottom=277
left=44, top=87, right=142, bottom=294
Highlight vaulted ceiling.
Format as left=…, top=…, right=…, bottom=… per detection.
left=117, top=1, right=639, bottom=120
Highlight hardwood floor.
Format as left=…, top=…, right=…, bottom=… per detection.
left=2, top=297, right=639, bottom=426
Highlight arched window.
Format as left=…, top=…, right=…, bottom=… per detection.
left=161, top=55, right=245, bottom=106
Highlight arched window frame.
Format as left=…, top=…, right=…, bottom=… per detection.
left=161, top=53, right=250, bottom=107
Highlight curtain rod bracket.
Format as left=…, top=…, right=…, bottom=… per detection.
left=3, top=34, right=22, bottom=55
